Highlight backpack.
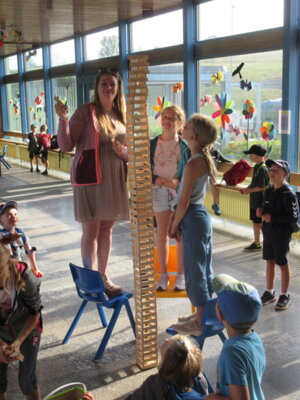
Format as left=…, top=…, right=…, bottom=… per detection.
left=38, top=133, right=51, bottom=149
left=222, top=159, right=251, bottom=186
left=50, top=135, right=59, bottom=150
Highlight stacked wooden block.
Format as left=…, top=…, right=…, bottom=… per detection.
left=127, top=55, right=158, bottom=370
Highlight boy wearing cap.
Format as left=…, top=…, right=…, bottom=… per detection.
left=207, top=274, right=265, bottom=400
left=240, top=144, right=269, bottom=251
left=257, top=159, right=299, bottom=311
left=0, top=201, right=42, bottom=278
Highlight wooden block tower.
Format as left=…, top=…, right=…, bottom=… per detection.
left=126, top=55, right=158, bottom=369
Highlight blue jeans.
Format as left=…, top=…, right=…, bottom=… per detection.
left=180, top=204, right=214, bottom=307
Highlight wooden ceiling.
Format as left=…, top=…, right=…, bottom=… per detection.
left=0, top=0, right=184, bottom=57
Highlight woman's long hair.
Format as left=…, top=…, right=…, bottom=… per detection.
left=0, top=245, right=24, bottom=292
left=190, top=113, right=218, bottom=184
left=93, top=68, right=126, bottom=136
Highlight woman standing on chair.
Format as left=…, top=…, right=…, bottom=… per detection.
left=55, top=68, right=129, bottom=296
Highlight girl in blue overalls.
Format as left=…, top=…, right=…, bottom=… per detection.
left=169, top=113, right=217, bottom=336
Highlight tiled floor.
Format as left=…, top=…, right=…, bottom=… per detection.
left=1, top=165, right=300, bottom=399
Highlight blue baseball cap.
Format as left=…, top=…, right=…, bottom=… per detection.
left=212, top=274, right=262, bottom=328
left=0, top=200, right=18, bottom=217
left=265, top=159, right=290, bottom=176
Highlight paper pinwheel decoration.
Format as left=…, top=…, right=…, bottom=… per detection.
left=211, top=93, right=233, bottom=129
left=211, top=71, right=224, bottom=84
left=199, top=95, right=212, bottom=107
left=0, top=31, right=7, bottom=47
left=227, top=124, right=241, bottom=136
left=260, top=122, right=276, bottom=141
left=242, top=100, right=255, bottom=120
left=173, top=82, right=183, bottom=93
left=9, top=24, right=23, bottom=42
left=152, top=96, right=170, bottom=119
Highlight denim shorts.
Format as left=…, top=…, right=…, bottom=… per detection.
left=152, top=187, right=176, bottom=213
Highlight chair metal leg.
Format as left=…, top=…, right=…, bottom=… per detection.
left=62, top=300, right=88, bottom=344
left=0, top=158, right=11, bottom=170
left=124, top=299, right=136, bottom=336
left=96, top=303, right=108, bottom=328
left=94, top=300, right=123, bottom=360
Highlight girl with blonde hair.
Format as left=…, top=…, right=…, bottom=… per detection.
left=125, top=334, right=208, bottom=399
left=169, top=114, right=217, bottom=336
left=0, top=244, right=43, bottom=400
left=150, top=105, right=190, bottom=291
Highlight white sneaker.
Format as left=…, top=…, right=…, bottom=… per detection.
left=174, top=273, right=185, bottom=291
left=156, top=273, right=169, bottom=291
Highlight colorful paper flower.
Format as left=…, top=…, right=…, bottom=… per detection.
left=9, top=98, right=20, bottom=115
left=199, top=95, right=212, bottom=107
left=173, top=82, right=183, bottom=93
left=242, top=99, right=255, bottom=119
left=211, top=71, right=224, bottom=84
left=260, top=122, right=276, bottom=141
left=227, top=124, right=241, bottom=136
left=152, top=96, right=170, bottom=119
left=0, top=31, right=7, bottom=47
left=211, top=93, right=233, bottom=129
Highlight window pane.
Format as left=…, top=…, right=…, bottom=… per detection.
left=148, top=63, right=184, bottom=137
left=50, top=39, right=75, bottom=67
left=26, top=80, right=46, bottom=130
left=6, top=83, right=22, bottom=132
left=84, top=28, right=119, bottom=61
left=198, top=0, right=284, bottom=41
left=4, top=55, right=18, bottom=75
left=52, top=76, right=77, bottom=131
left=198, top=51, right=282, bottom=160
left=24, top=48, right=43, bottom=71
left=131, top=10, right=183, bottom=52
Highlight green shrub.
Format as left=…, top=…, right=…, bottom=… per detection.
left=222, top=139, right=281, bottom=161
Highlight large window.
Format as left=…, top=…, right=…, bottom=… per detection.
left=52, top=76, right=77, bottom=132
left=50, top=39, right=75, bottom=67
left=198, top=51, right=283, bottom=160
left=6, top=83, right=22, bottom=132
left=24, top=48, right=43, bottom=72
left=197, top=0, right=284, bottom=41
left=26, top=80, right=46, bottom=130
left=147, top=63, right=184, bottom=137
left=84, top=27, right=119, bottom=61
left=131, top=10, right=183, bottom=52
left=4, top=55, right=18, bottom=75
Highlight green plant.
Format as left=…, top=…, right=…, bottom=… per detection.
left=222, top=139, right=281, bottom=161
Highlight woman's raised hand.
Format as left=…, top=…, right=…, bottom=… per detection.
left=54, top=96, right=68, bottom=121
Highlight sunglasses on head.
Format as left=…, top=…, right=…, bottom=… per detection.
left=97, top=67, right=119, bottom=76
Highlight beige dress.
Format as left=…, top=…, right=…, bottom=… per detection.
left=73, top=122, right=130, bottom=222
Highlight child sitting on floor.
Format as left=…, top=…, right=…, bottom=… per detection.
left=125, top=334, right=209, bottom=399
left=0, top=201, right=42, bottom=277
left=207, top=273, right=265, bottom=400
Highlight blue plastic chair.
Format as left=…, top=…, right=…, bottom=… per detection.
left=166, top=298, right=226, bottom=350
left=63, top=263, right=136, bottom=360
left=0, top=145, right=12, bottom=170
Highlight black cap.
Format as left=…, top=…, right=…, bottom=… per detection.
left=265, top=159, right=290, bottom=175
left=0, top=200, right=18, bottom=216
left=243, top=144, right=267, bottom=156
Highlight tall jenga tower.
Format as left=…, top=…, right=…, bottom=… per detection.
left=126, top=55, right=158, bottom=369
